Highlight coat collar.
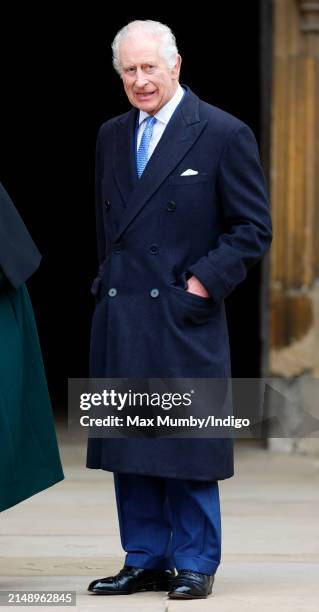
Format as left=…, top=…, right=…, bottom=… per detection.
left=112, top=85, right=207, bottom=242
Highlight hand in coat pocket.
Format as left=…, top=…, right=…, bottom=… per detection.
left=186, top=274, right=210, bottom=299
left=169, top=273, right=216, bottom=325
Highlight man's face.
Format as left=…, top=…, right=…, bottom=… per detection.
left=119, top=35, right=181, bottom=115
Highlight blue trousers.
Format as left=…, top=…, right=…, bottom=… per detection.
left=113, top=473, right=221, bottom=575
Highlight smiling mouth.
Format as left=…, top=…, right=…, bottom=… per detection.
left=136, top=91, right=156, bottom=98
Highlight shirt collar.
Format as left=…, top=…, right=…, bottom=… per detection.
left=138, top=84, right=185, bottom=126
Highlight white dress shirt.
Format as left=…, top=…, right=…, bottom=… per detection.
left=136, top=84, right=185, bottom=159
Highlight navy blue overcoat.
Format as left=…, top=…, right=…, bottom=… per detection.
left=86, top=86, right=272, bottom=480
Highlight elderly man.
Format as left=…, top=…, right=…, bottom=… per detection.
left=87, top=20, right=272, bottom=600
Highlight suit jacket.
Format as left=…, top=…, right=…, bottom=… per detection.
left=86, top=85, right=272, bottom=480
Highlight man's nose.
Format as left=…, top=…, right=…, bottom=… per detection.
left=135, top=68, right=148, bottom=87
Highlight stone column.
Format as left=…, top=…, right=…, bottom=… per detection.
left=268, top=0, right=319, bottom=452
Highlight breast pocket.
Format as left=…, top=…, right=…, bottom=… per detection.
left=168, top=173, right=209, bottom=186
left=168, top=172, right=212, bottom=221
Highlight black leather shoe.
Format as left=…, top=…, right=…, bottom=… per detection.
left=88, top=565, right=176, bottom=595
left=168, top=569, right=214, bottom=599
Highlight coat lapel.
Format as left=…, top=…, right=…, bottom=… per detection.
left=113, top=107, right=139, bottom=204
left=112, top=87, right=208, bottom=242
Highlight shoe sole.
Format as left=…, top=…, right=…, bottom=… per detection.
left=168, top=589, right=212, bottom=600
left=89, top=582, right=172, bottom=595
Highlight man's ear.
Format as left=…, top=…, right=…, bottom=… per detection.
left=172, top=54, right=182, bottom=80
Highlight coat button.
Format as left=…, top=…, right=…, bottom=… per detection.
left=105, top=200, right=111, bottom=210
left=167, top=200, right=176, bottom=212
left=108, top=288, right=117, bottom=297
left=149, top=243, right=159, bottom=255
left=150, top=288, right=160, bottom=298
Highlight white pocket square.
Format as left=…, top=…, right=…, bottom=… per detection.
left=180, top=169, right=199, bottom=176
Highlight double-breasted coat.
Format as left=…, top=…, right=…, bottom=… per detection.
left=86, top=86, right=272, bottom=481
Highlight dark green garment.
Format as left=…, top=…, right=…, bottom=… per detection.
left=0, top=269, right=64, bottom=511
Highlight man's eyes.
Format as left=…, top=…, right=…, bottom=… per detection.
left=145, top=65, right=157, bottom=73
left=125, top=65, right=157, bottom=74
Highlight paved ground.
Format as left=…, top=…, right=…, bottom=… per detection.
left=0, top=432, right=318, bottom=611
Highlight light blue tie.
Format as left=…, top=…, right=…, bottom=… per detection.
left=136, top=116, right=157, bottom=178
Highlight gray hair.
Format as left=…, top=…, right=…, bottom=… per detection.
left=111, top=20, right=179, bottom=76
